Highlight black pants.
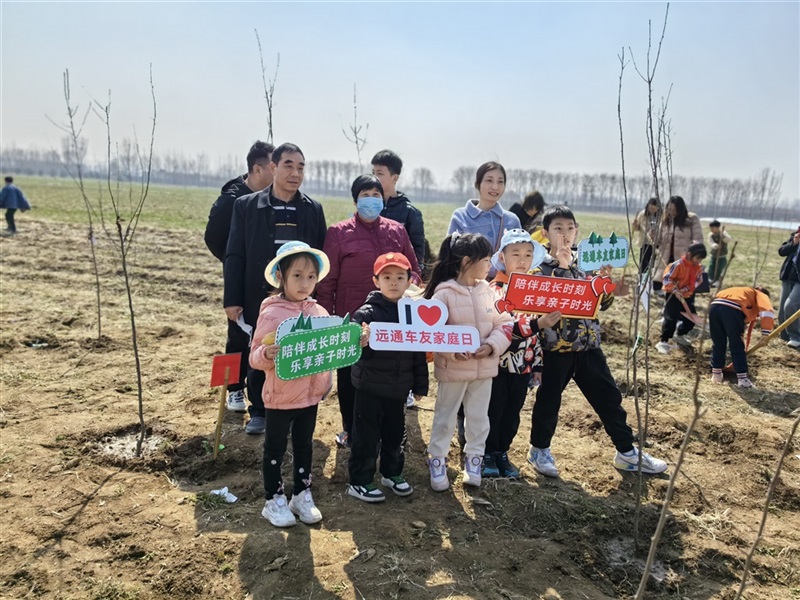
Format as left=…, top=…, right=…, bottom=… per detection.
left=5, top=209, right=17, bottom=232
left=661, top=294, right=696, bottom=342
left=530, top=349, right=634, bottom=453
left=337, top=366, right=356, bottom=434
left=246, top=367, right=266, bottom=418
left=486, top=370, right=530, bottom=454
left=263, top=404, right=318, bottom=499
left=639, top=245, right=654, bottom=276
left=348, top=389, right=405, bottom=485
left=710, top=304, right=748, bottom=374
left=225, top=319, right=250, bottom=393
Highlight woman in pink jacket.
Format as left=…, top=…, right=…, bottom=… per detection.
left=316, top=175, right=422, bottom=449
left=250, top=241, right=334, bottom=529
left=423, top=233, right=513, bottom=491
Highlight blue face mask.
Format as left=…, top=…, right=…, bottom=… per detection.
left=356, top=196, right=384, bottom=221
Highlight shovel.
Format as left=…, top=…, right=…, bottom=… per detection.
left=675, top=294, right=704, bottom=325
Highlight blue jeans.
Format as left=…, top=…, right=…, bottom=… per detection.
left=779, top=280, right=800, bottom=343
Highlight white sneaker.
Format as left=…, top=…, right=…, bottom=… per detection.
left=710, top=372, right=723, bottom=384
left=405, top=391, right=416, bottom=409
left=226, top=389, right=247, bottom=412
left=288, top=490, right=322, bottom=524
left=788, top=340, right=800, bottom=349
left=655, top=341, right=671, bottom=355
left=737, top=376, right=755, bottom=389
left=527, top=446, right=560, bottom=477
left=462, top=455, right=482, bottom=487
left=428, top=457, right=449, bottom=491
left=261, top=495, right=297, bottom=527
left=614, top=447, right=668, bottom=474
left=673, top=334, right=692, bottom=347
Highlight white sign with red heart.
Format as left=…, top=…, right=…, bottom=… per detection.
left=368, top=298, right=480, bottom=352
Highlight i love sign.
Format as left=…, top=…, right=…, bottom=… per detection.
left=368, top=298, right=480, bottom=352
left=497, top=273, right=615, bottom=319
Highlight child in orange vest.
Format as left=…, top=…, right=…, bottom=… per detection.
left=709, top=287, right=774, bottom=388
left=656, top=243, right=707, bottom=355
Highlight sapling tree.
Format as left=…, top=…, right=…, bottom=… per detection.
left=617, top=4, right=673, bottom=551
left=341, top=83, right=369, bottom=169
left=92, top=65, right=157, bottom=457
left=254, top=29, right=280, bottom=144
left=47, top=69, right=103, bottom=340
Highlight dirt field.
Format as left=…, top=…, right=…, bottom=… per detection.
left=1, top=217, right=798, bottom=600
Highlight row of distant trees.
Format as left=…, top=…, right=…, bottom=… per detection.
left=1, top=142, right=793, bottom=220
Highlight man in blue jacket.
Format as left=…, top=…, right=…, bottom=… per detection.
left=224, top=143, right=327, bottom=434
left=204, top=142, right=274, bottom=413
left=0, top=177, right=31, bottom=236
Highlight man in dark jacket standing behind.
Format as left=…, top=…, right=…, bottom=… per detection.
left=224, top=142, right=327, bottom=434
left=205, top=141, right=274, bottom=413
left=371, top=150, right=426, bottom=270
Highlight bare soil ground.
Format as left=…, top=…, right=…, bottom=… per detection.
left=1, top=219, right=799, bottom=600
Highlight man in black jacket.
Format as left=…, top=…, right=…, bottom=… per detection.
left=205, top=141, right=274, bottom=413
left=224, top=142, right=327, bottom=434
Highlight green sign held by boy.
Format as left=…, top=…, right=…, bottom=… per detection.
left=577, top=231, right=630, bottom=271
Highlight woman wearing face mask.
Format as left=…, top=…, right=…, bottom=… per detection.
left=317, top=174, right=422, bottom=449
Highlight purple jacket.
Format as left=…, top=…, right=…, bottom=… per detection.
left=316, top=215, right=421, bottom=318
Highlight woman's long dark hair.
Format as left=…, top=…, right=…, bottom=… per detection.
left=423, top=233, right=493, bottom=299
left=645, top=196, right=662, bottom=216
left=664, top=195, right=690, bottom=228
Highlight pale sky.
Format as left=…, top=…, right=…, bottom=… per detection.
left=1, top=1, right=798, bottom=203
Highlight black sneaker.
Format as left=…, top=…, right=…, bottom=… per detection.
left=348, top=484, right=385, bottom=503
left=481, top=453, right=500, bottom=478
left=496, top=452, right=520, bottom=478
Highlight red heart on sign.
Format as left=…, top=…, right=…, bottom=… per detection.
left=495, top=299, right=517, bottom=314
left=418, top=304, right=442, bottom=326
left=589, top=276, right=616, bottom=297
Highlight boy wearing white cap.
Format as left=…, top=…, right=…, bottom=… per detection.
left=485, top=230, right=560, bottom=478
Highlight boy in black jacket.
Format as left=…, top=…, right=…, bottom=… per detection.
left=348, top=253, right=429, bottom=503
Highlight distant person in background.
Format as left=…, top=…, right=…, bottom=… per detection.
left=224, top=143, right=327, bottom=434
left=316, top=175, right=421, bottom=449
left=707, top=219, right=733, bottom=285
left=632, top=197, right=661, bottom=279
left=0, top=177, right=31, bottom=236
left=448, top=161, right=521, bottom=279
left=509, top=190, right=546, bottom=240
left=778, top=226, right=800, bottom=349
left=204, top=141, right=274, bottom=414
left=653, top=195, right=702, bottom=293
left=371, top=150, right=426, bottom=270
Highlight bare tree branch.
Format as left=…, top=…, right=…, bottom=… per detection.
left=734, top=413, right=800, bottom=598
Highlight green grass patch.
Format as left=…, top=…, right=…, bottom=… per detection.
left=11, top=175, right=789, bottom=289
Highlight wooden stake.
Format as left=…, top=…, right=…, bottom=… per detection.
left=213, top=366, right=230, bottom=460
